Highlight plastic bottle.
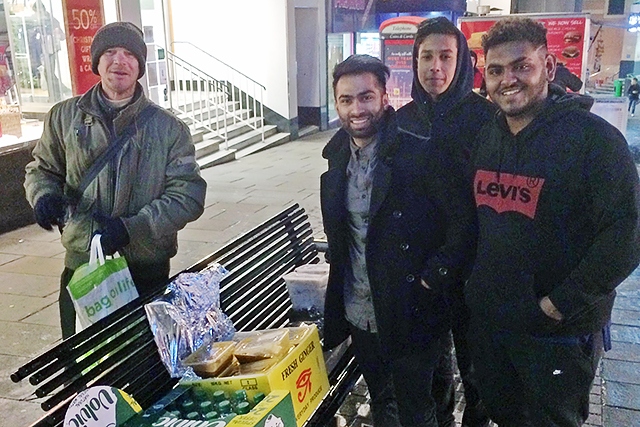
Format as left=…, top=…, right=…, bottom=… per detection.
left=236, top=401, right=251, bottom=415
left=253, top=392, right=266, bottom=405
left=181, top=399, right=196, bottom=413
left=203, top=411, right=219, bottom=420
left=218, top=399, right=232, bottom=415
left=212, top=390, right=227, bottom=403
left=186, top=411, right=200, bottom=420
left=233, top=389, right=248, bottom=403
left=199, top=400, right=214, bottom=415
left=192, top=388, right=208, bottom=402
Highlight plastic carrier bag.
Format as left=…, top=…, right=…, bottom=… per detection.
left=67, top=234, right=139, bottom=329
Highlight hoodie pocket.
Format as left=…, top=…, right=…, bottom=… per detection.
left=515, top=273, right=560, bottom=336
left=494, top=272, right=560, bottom=335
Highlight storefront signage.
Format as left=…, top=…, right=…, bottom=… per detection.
left=62, top=0, right=105, bottom=95
left=459, top=14, right=589, bottom=93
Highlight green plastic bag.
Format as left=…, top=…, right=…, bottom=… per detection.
left=67, top=234, right=139, bottom=329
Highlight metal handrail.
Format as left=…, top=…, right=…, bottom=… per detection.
left=172, top=41, right=266, bottom=90
left=166, top=50, right=230, bottom=148
left=169, top=42, right=265, bottom=144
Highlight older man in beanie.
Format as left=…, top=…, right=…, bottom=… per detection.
left=24, top=22, right=206, bottom=339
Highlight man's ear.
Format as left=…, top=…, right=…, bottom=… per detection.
left=546, top=53, right=557, bottom=82
left=382, top=92, right=389, bottom=107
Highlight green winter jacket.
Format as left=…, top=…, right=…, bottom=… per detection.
left=25, top=83, right=206, bottom=270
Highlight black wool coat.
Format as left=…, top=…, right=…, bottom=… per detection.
left=320, top=108, right=477, bottom=358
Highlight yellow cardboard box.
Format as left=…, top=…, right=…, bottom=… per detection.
left=182, top=325, right=329, bottom=427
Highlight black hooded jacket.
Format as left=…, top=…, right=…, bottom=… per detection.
left=468, top=85, right=640, bottom=337
left=396, top=20, right=496, bottom=162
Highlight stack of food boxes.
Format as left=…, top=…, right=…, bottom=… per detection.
left=124, top=324, right=328, bottom=427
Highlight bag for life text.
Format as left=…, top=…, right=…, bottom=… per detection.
left=67, top=234, right=139, bottom=328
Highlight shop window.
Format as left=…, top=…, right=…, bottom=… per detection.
left=7, top=0, right=72, bottom=107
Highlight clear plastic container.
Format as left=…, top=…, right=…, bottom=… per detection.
left=282, top=264, right=329, bottom=314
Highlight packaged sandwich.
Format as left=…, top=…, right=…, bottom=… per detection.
left=182, top=340, right=237, bottom=378
left=217, top=355, right=241, bottom=377
left=238, top=357, right=279, bottom=375
left=233, top=329, right=290, bottom=363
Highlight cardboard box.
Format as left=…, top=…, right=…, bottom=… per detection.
left=227, top=390, right=296, bottom=427
left=183, top=325, right=329, bottom=427
left=0, top=110, right=21, bottom=137
left=121, top=388, right=297, bottom=427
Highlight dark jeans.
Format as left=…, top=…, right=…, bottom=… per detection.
left=629, top=98, right=638, bottom=114
left=349, top=324, right=444, bottom=427
left=469, top=321, right=602, bottom=427
left=59, top=260, right=170, bottom=339
left=432, top=332, right=455, bottom=427
left=433, top=304, right=489, bottom=427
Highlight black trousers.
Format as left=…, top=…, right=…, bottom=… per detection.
left=469, top=321, right=602, bottom=427
left=432, top=309, right=489, bottom=427
left=59, top=260, right=170, bottom=339
left=349, top=324, right=445, bottom=427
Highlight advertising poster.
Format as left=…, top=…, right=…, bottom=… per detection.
left=459, top=14, right=589, bottom=92
left=384, top=41, right=414, bottom=110
left=380, top=17, right=424, bottom=109
left=62, top=0, right=105, bottom=95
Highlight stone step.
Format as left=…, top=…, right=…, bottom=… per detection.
left=235, top=131, right=291, bottom=158
left=226, top=125, right=278, bottom=152
left=196, top=125, right=282, bottom=169
left=194, top=137, right=221, bottom=159
left=298, top=125, right=319, bottom=139
left=196, top=148, right=237, bottom=169
left=190, top=128, right=206, bottom=143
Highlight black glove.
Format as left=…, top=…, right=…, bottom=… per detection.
left=34, top=193, right=68, bottom=231
left=93, top=212, right=130, bottom=255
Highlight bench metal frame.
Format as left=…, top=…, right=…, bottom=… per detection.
left=11, top=204, right=360, bottom=427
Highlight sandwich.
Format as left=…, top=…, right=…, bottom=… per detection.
left=468, top=31, right=487, bottom=50
left=563, top=31, right=582, bottom=44
left=562, top=46, right=580, bottom=59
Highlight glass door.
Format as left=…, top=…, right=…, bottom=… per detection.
left=327, top=32, right=352, bottom=123
left=7, top=0, right=71, bottom=107
left=139, top=0, right=168, bottom=107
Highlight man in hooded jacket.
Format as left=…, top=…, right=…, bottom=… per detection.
left=468, top=17, right=640, bottom=426
left=396, top=17, right=495, bottom=427
left=322, top=54, right=477, bottom=426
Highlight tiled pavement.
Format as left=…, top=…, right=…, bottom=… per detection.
left=0, top=120, right=639, bottom=426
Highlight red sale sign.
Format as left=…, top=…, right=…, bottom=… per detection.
left=62, top=0, right=105, bottom=95
left=459, top=14, right=589, bottom=92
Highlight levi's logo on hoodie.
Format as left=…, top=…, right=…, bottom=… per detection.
left=474, top=170, right=545, bottom=219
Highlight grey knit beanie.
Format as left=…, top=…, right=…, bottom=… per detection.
left=91, top=22, right=146, bottom=79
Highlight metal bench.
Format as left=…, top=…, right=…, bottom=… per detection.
left=11, top=203, right=359, bottom=427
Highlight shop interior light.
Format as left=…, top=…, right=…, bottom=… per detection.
left=629, top=13, right=640, bottom=31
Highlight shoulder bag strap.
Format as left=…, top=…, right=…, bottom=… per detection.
left=69, top=104, right=160, bottom=205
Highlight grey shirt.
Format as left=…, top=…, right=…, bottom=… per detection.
left=344, top=137, right=378, bottom=332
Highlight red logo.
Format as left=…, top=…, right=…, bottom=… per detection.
left=295, top=368, right=312, bottom=402
left=474, top=170, right=545, bottom=219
